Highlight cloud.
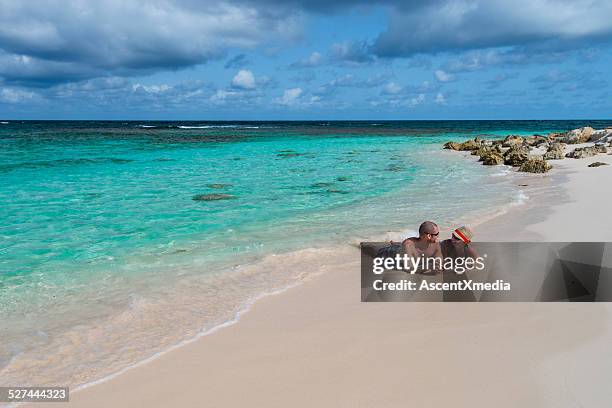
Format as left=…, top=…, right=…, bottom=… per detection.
left=0, top=87, right=39, bottom=103
left=224, top=54, right=250, bottom=69
left=529, top=69, right=607, bottom=91
left=372, top=0, right=612, bottom=58
left=329, top=41, right=375, bottom=65
left=47, top=77, right=210, bottom=109
left=314, top=73, right=391, bottom=96
left=290, top=51, right=323, bottom=68
left=382, top=82, right=402, bottom=95
left=484, top=72, right=518, bottom=89
left=408, top=93, right=425, bottom=107
left=0, top=0, right=301, bottom=86
left=231, top=69, right=257, bottom=89
left=275, top=87, right=303, bottom=105
left=435, top=92, right=446, bottom=104
left=434, top=69, right=455, bottom=82
left=210, top=89, right=239, bottom=103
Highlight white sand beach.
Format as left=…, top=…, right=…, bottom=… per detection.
left=28, top=140, right=612, bottom=408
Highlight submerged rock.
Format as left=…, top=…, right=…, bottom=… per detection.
left=326, top=188, right=350, bottom=194
left=588, top=162, right=609, bottom=167
left=192, top=193, right=237, bottom=201
left=542, top=143, right=566, bottom=160
left=311, top=182, right=334, bottom=188
left=206, top=183, right=233, bottom=189
left=519, top=157, right=552, bottom=173
left=277, top=152, right=305, bottom=158
left=503, top=145, right=531, bottom=166
left=386, top=164, right=405, bottom=172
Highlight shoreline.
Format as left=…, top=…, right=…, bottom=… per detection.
left=2, top=141, right=523, bottom=391
left=25, top=136, right=612, bottom=407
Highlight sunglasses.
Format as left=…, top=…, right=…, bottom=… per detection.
left=428, top=232, right=439, bottom=236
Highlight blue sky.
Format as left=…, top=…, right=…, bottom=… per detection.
left=0, top=0, right=611, bottom=120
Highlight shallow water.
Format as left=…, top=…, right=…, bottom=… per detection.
left=1, top=120, right=611, bottom=387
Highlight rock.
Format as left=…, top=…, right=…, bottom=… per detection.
left=471, top=146, right=487, bottom=156
left=481, top=152, right=504, bottom=165
left=588, top=162, right=609, bottom=167
left=502, top=135, right=524, bottom=147
left=192, top=193, right=237, bottom=201
left=326, top=188, right=350, bottom=194
left=503, top=145, right=531, bottom=166
left=524, top=136, right=547, bottom=147
left=386, top=164, right=405, bottom=172
left=565, top=145, right=604, bottom=159
left=457, top=140, right=481, bottom=151
left=594, top=144, right=608, bottom=153
left=277, top=152, right=305, bottom=158
left=443, top=141, right=461, bottom=150
left=475, top=145, right=501, bottom=160
left=562, top=127, right=594, bottom=144
left=588, top=128, right=612, bottom=143
left=311, top=182, right=334, bottom=188
left=206, top=183, right=233, bottom=189
left=542, top=143, right=566, bottom=160
left=519, top=157, right=552, bottom=173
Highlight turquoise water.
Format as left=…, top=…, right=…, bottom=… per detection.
left=1, top=120, right=611, bottom=387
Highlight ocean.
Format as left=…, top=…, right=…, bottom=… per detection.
left=1, top=120, right=611, bottom=387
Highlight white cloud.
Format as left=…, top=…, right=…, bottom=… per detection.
left=298, top=51, right=323, bottom=67
left=434, top=70, right=455, bottom=82
left=210, top=89, right=238, bottom=103
left=132, top=83, right=171, bottom=94
left=231, top=69, right=256, bottom=90
left=374, top=0, right=612, bottom=57
left=0, top=0, right=303, bottom=86
left=276, top=87, right=303, bottom=106
left=383, top=82, right=403, bottom=95
left=435, top=92, right=446, bottom=104
left=0, top=87, right=38, bottom=103
left=408, top=93, right=425, bottom=107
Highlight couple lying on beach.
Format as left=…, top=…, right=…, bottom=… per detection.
left=379, top=221, right=477, bottom=274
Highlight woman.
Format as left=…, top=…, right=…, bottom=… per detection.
left=440, top=226, right=478, bottom=260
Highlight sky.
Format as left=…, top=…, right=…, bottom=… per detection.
left=0, top=0, right=611, bottom=120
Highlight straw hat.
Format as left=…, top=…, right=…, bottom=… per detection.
left=452, top=226, right=473, bottom=244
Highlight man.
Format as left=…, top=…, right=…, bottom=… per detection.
left=402, top=221, right=443, bottom=273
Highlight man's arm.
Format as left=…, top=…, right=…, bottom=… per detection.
left=402, top=240, right=417, bottom=258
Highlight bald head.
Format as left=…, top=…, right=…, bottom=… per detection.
left=419, top=221, right=438, bottom=235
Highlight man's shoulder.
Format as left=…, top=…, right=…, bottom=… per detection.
left=403, top=238, right=418, bottom=246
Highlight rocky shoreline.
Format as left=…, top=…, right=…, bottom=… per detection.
left=443, top=126, right=612, bottom=173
